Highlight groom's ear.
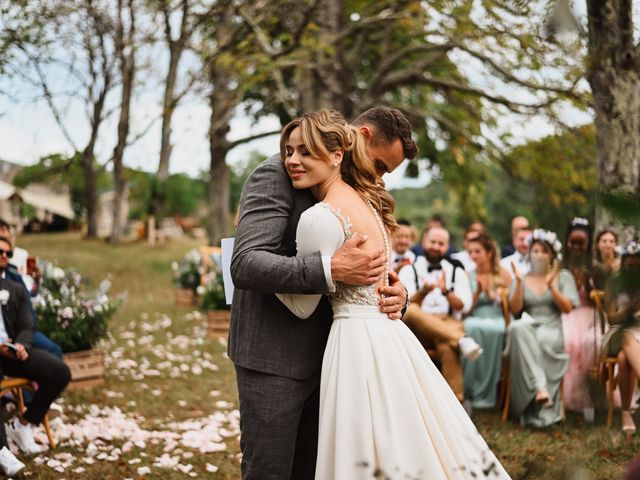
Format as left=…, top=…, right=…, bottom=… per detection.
left=358, top=126, right=372, bottom=141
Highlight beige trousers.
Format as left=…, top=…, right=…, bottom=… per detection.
left=404, top=304, right=465, bottom=401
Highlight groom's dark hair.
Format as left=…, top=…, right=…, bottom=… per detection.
left=352, top=107, right=418, bottom=160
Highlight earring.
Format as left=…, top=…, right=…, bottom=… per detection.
left=332, top=163, right=338, bottom=168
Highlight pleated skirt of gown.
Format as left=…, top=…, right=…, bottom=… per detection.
left=315, top=303, right=511, bottom=480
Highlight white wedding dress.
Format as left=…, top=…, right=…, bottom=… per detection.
left=277, top=203, right=511, bottom=480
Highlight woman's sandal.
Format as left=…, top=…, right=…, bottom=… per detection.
left=535, top=389, right=553, bottom=409
left=622, top=410, right=636, bottom=435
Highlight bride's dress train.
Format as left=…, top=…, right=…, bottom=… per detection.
left=278, top=203, right=511, bottom=479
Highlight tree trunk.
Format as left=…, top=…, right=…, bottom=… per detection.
left=111, top=0, right=135, bottom=243
left=322, top=0, right=351, bottom=116
left=589, top=70, right=640, bottom=239
left=296, top=0, right=350, bottom=115
left=586, top=1, right=640, bottom=240
left=207, top=136, right=231, bottom=246
left=82, top=148, right=98, bottom=238
left=206, top=61, right=235, bottom=245
left=82, top=86, right=108, bottom=239
left=150, top=44, right=181, bottom=221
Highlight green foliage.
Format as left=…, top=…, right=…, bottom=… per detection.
left=486, top=125, right=596, bottom=243
left=125, top=169, right=154, bottom=220
left=164, top=174, right=206, bottom=218
left=602, top=192, right=640, bottom=228
left=393, top=125, right=597, bottom=247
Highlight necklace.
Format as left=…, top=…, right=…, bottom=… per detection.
left=366, top=200, right=389, bottom=287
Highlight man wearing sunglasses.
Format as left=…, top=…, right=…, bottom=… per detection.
left=0, top=220, right=62, bottom=360
left=0, top=235, right=71, bottom=457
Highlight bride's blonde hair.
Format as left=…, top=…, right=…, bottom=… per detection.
left=280, top=109, right=397, bottom=234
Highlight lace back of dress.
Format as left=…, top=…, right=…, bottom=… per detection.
left=318, top=202, right=386, bottom=308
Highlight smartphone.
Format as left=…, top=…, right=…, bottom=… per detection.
left=4, top=341, right=18, bottom=353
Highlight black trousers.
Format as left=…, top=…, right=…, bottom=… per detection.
left=0, top=347, right=71, bottom=426
left=235, top=365, right=321, bottom=480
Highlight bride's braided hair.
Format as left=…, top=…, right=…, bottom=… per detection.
left=280, top=109, right=397, bottom=234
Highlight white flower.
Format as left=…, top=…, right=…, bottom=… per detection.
left=528, top=228, right=563, bottom=255
left=0, top=289, right=9, bottom=305
left=617, top=240, right=640, bottom=257
left=52, top=267, right=66, bottom=280
left=571, top=217, right=589, bottom=227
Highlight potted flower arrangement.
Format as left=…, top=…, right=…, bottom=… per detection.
left=172, top=249, right=202, bottom=306
left=198, top=251, right=230, bottom=336
left=35, top=261, right=125, bottom=388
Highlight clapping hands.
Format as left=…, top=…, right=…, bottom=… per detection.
left=545, top=259, right=560, bottom=287
left=511, top=262, right=522, bottom=282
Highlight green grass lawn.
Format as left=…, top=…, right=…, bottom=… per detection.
left=12, top=232, right=639, bottom=479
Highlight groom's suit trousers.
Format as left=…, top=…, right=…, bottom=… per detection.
left=235, top=366, right=320, bottom=480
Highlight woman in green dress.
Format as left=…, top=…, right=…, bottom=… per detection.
left=508, top=229, right=580, bottom=427
left=463, top=233, right=512, bottom=408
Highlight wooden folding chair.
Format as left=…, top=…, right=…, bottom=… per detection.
left=590, top=289, right=618, bottom=428
left=498, top=288, right=512, bottom=421
left=0, top=377, right=56, bottom=448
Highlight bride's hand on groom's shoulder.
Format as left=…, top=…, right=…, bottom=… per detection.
left=378, top=271, right=406, bottom=321
left=331, top=233, right=386, bottom=286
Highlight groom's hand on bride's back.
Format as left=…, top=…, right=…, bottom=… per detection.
left=378, top=271, right=407, bottom=321
left=331, top=233, right=386, bottom=286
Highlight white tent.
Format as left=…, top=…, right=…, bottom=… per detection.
left=13, top=186, right=75, bottom=219
left=0, top=179, right=74, bottom=221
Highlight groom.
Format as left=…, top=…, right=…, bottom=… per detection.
left=230, top=107, right=418, bottom=479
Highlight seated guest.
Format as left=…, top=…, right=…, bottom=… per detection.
left=501, top=215, right=530, bottom=258
left=463, top=233, right=512, bottom=409
left=500, top=226, right=532, bottom=275
left=0, top=236, right=71, bottom=454
left=410, top=215, right=458, bottom=257
left=561, top=218, right=598, bottom=417
left=603, top=241, right=640, bottom=433
left=593, top=229, right=621, bottom=290
left=400, top=226, right=480, bottom=402
left=0, top=219, right=62, bottom=359
left=508, top=229, right=579, bottom=428
left=391, top=219, right=416, bottom=273
left=452, top=226, right=483, bottom=272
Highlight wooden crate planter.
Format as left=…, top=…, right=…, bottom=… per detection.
left=207, top=310, right=231, bottom=337
left=175, top=287, right=197, bottom=307
left=63, top=348, right=106, bottom=389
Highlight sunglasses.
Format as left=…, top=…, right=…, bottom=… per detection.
left=0, top=249, right=13, bottom=258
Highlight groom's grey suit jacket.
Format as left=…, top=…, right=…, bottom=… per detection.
left=229, top=154, right=333, bottom=380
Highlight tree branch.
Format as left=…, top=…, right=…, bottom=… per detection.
left=228, top=129, right=281, bottom=150
left=452, top=42, right=584, bottom=102
left=380, top=70, right=563, bottom=114
left=24, top=51, right=78, bottom=150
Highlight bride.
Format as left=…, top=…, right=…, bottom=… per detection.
left=276, top=109, right=510, bottom=479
